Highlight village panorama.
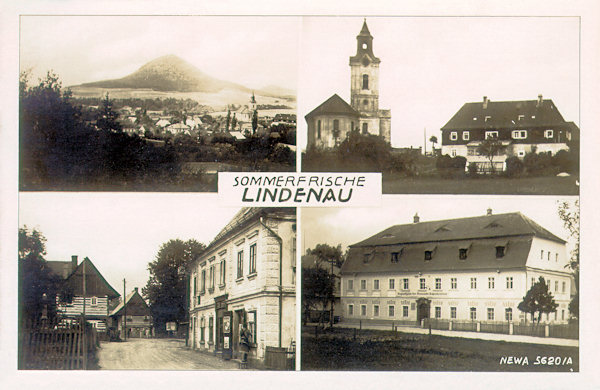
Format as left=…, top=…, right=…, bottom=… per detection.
left=20, top=54, right=297, bottom=192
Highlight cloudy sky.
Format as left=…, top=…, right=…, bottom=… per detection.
left=297, top=16, right=579, bottom=149
left=302, top=196, right=578, bottom=254
left=20, top=15, right=300, bottom=91
left=19, top=193, right=241, bottom=294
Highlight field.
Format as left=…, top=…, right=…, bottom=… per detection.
left=382, top=174, right=579, bottom=195
left=301, top=327, right=579, bottom=371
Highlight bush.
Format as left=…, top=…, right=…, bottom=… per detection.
left=523, top=152, right=554, bottom=176
left=436, top=155, right=466, bottom=178
left=505, top=156, right=525, bottom=177
left=552, top=150, right=578, bottom=174
left=467, top=162, right=478, bottom=177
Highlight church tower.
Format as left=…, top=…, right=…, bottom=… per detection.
left=349, top=19, right=391, bottom=143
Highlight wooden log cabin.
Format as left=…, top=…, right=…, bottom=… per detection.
left=49, top=256, right=120, bottom=334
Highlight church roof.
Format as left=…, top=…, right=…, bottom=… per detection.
left=358, top=19, right=372, bottom=37
left=305, top=94, right=359, bottom=119
left=441, top=97, right=571, bottom=131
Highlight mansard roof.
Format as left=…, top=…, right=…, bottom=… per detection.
left=441, top=98, right=572, bottom=131
left=341, top=212, right=565, bottom=274
left=305, top=94, right=359, bottom=119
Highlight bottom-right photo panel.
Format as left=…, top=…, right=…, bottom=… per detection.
left=301, top=196, right=579, bottom=371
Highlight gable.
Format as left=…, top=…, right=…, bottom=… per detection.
left=63, top=258, right=120, bottom=299
left=305, top=94, right=359, bottom=119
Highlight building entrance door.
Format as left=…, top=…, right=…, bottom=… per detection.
left=416, top=298, right=431, bottom=323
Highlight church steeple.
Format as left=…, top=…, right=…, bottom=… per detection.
left=350, top=19, right=380, bottom=64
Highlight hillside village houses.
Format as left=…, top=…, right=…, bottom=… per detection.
left=306, top=19, right=392, bottom=149
left=187, top=208, right=296, bottom=365
left=441, top=95, right=580, bottom=173
left=47, top=256, right=120, bottom=335
left=339, top=210, right=574, bottom=328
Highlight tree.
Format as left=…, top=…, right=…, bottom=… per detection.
left=306, top=244, right=344, bottom=327
left=429, top=135, right=438, bottom=154
left=476, top=135, right=505, bottom=174
left=96, top=93, right=122, bottom=133
left=302, top=267, right=334, bottom=328
left=142, top=239, right=205, bottom=334
left=19, top=226, right=60, bottom=323
left=518, top=276, right=558, bottom=323
left=225, top=108, right=231, bottom=131
left=252, top=109, right=258, bottom=134
left=558, top=199, right=579, bottom=319
left=231, top=113, right=237, bottom=130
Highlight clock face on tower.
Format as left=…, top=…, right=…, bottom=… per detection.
left=362, top=57, right=370, bottom=66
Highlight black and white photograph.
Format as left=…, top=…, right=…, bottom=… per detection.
left=299, top=17, right=580, bottom=195
left=18, top=194, right=296, bottom=370
left=301, top=197, right=579, bottom=371
left=19, top=16, right=299, bottom=192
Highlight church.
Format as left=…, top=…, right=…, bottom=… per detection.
left=305, top=20, right=392, bottom=149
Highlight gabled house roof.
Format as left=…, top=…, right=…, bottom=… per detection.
left=63, top=257, right=120, bottom=299
left=109, top=288, right=151, bottom=317
left=305, top=94, right=359, bottom=119
left=46, top=260, right=76, bottom=279
left=441, top=97, right=571, bottom=131
left=342, top=212, right=565, bottom=274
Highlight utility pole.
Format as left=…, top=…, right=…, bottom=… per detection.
left=82, top=259, right=87, bottom=369
left=123, top=278, right=127, bottom=342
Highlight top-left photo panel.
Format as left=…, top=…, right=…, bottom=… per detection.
left=19, top=15, right=299, bottom=192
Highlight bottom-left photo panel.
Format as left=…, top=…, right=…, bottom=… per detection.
left=18, top=192, right=297, bottom=370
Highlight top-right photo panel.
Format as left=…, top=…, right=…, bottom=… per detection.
left=299, top=17, right=579, bottom=195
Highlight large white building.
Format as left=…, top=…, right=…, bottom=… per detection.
left=440, top=95, right=579, bottom=173
left=187, top=207, right=296, bottom=364
left=339, top=211, right=573, bottom=326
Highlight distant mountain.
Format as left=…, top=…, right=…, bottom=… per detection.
left=77, top=55, right=252, bottom=94
left=257, top=84, right=296, bottom=99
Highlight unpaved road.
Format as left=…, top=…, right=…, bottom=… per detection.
left=97, top=338, right=239, bottom=370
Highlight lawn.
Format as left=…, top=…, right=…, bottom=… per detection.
left=301, top=327, right=578, bottom=371
left=382, top=174, right=579, bottom=195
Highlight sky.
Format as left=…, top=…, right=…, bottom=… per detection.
left=296, top=16, right=580, bottom=149
left=19, top=15, right=300, bottom=91
left=301, top=195, right=578, bottom=254
left=19, top=193, right=241, bottom=295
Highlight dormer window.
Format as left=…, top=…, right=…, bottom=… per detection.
left=391, top=251, right=401, bottom=263
left=496, top=246, right=505, bottom=258
left=518, top=114, right=525, bottom=121
left=363, top=253, right=372, bottom=263
left=544, top=129, right=554, bottom=139
left=459, top=248, right=468, bottom=260
left=485, top=116, right=492, bottom=122
left=424, top=251, right=432, bottom=261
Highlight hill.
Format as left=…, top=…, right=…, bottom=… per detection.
left=77, top=55, right=251, bottom=94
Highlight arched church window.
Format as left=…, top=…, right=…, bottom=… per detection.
left=362, top=74, right=369, bottom=90
left=362, top=123, right=368, bottom=134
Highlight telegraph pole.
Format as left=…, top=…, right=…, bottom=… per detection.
left=123, top=278, right=127, bottom=341
left=82, top=259, right=87, bottom=369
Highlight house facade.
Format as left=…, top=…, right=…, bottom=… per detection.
left=187, top=207, right=296, bottom=363
left=109, top=287, right=153, bottom=338
left=306, top=19, right=391, bottom=149
left=51, top=256, right=120, bottom=333
left=339, top=211, right=573, bottom=327
left=441, top=95, right=579, bottom=172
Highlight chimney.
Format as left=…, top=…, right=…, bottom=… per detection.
left=413, top=213, right=420, bottom=223
left=487, top=208, right=493, bottom=216
left=71, top=255, right=78, bottom=271
left=483, top=96, right=489, bottom=109
left=537, top=94, right=543, bottom=107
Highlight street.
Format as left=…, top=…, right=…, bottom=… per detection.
left=96, top=338, right=239, bottom=370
